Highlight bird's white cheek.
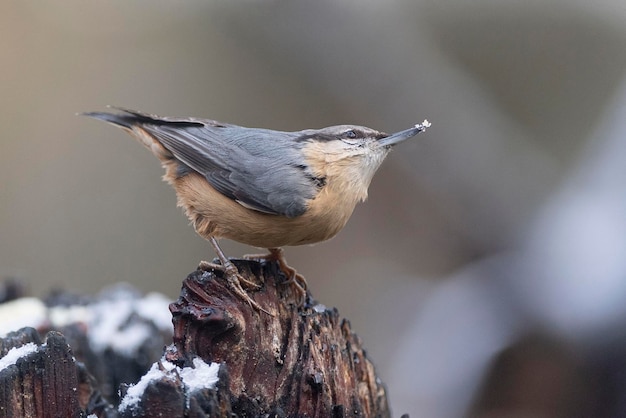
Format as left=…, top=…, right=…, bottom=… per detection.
left=338, top=152, right=389, bottom=202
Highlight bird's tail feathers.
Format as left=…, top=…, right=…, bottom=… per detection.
left=81, top=106, right=203, bottom=129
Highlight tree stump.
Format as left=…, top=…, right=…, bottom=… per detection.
left=0, top=259, right=395, bottom=417
left=0, top=327, right=114, bottom=418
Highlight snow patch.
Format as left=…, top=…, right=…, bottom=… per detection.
left=0, top=298, right=47, bottom=337
left=118, top=357, right=220, bottom=413
left=118, top=361, right=176, bottom=413
left=179, top=358, right=220, bottom=393
left=44, top=286, right=172, bottom=358
left=135, top=292, right=173, bottom=332
left=0, top=343, right=38, bottom=371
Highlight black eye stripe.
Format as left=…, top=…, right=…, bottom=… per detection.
left=295, top=129, right=370, bottom=142
left=295, top=133, right=337, bottom=143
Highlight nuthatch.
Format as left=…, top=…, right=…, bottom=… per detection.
left=83, top=107, right=430, bottom=312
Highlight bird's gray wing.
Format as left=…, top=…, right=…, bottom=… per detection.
left=144, top=121, right=319, bottom=218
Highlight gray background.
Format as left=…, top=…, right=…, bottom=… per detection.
left=3, top=1, right=626, bottom=416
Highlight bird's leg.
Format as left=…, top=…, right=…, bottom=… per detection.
left=199, top=237, right=269, bottom=314
left=244, top=247, right=307, bottom=306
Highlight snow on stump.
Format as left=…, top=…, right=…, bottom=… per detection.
left=161, top=260, right=390, bottom=417
left=0, top=258, right=394, bottom=417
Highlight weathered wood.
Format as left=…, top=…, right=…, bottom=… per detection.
left=160, top=259, right=391, bottom=418
left=41, top=285, right=172, bottom=407
left=0, top=328, right=112, bottom=418
left=0, top=260, right=395, bottom=417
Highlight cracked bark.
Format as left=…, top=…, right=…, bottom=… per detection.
left=0, top=259, right=393, bottom=417
left=161, top=259, right=391, bottom=417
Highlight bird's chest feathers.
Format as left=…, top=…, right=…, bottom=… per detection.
left=307, top=150, right=386, bottom=201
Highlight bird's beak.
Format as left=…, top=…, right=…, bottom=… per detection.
left=377, top=120, right=431, bottom=148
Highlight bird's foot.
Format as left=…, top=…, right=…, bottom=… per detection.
left=244, top=248, right=308, bottom=307
left=200, top=237, right=271, bottom=315
left=198, top=260, right=270, bottom=315
left=198, top=260, right=261, bottom=290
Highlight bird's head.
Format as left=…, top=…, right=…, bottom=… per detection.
left=298, top=122, right=429, bottom=201
left=298, top=121, right=430, bottom=199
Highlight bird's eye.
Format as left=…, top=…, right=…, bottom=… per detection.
left=345, top=130, right=357, bottom=139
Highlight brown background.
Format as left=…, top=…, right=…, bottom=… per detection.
left=2, top=2, right=626, bottom=416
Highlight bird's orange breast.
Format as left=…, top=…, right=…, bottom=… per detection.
left=168, top=170, right=358, bottom=248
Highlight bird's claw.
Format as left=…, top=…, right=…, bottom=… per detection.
left=245, top=248, right=308, bottom=306
left=200, top=262, right=269, bottom=314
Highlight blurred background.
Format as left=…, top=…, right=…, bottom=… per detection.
left=2, top=1, right=626, bottom=416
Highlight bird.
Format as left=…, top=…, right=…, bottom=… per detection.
left=83, top=107, right=430, bottom=313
